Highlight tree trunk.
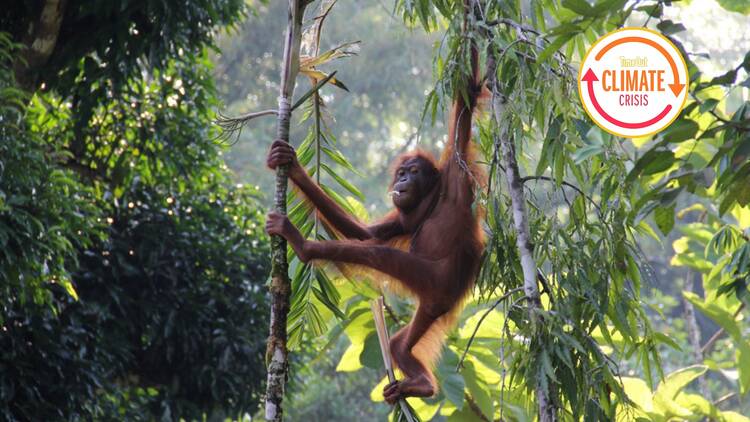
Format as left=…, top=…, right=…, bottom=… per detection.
left=489, top=62, right=556, bottom=422
left=265, top=1, right=306, bottom=421
left=14, top=0, right=67, bottom=92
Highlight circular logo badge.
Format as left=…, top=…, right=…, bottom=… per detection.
left=578, top=27, right=688, bottom=138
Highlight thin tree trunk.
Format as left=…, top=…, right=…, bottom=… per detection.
left=683, top=213, right=709, bottom=398
left=683, top=269, right=709, bottom=398
left=488, top=57, right=556, bottom=422
left=265, top=1, right=307, bottom=421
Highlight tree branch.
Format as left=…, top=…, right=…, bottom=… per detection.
left=265, top=1, right=307, bottom=421
left=520, top=175, right=604, bottom=216
left=700, top=303, right=745, bottom=355
left=464, top=392, right=492, bottom=422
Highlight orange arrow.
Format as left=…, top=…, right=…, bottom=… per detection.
left=595, top=36, right=684, bottom=97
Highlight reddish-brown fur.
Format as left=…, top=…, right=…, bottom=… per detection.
left=265, top=44, right=484, bottom=404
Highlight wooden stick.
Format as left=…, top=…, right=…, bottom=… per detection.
left=371, top=297, right=416, bottom=422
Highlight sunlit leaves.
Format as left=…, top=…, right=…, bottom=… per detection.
left=285, top=1, right=365, bottom=350
left=653, top=365, right=707, bottom=417
left=717, top=0, right=750, bottom=15
left=615, top=366, right=746, bottom=421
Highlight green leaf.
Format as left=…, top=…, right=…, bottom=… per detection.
left=321, top=163, right=364, bottom=200
left=59, top=278, right=79, bottom=301
left=699, top=98, right=719, bottom=114
left=738, top=342, right=750, bottom=395
left=683, top=292, right=750, bottom=394
left=320, top=183, right=357, bottom=215
left=292, top=71, right=340, bottom=111
left=722, top=411, right=750, bottom=422
left=706, top=69, right=738, bottom=87
left=572, top=144, right=603, bottom=164
left=675, top=393, right=722, bottom=420
left=440, top=370, right=465, bottom=409
left=322, top=146, right=362, bottom=176
left=562, top=0, right=596, bottom=16
left=621, top=377, right=653, bottom=414
left=312, top=286, right=344, bottom=320
left=461, top=362, right=493, bottom=417
left=301, top=41, right=359, bottom=69
left=627, top=149, right=675, bottom=181
left=635, top=3, right=662, bottom=18
left=336, top=340, right=364, bottom=372
left=435, top=348, right=465, bottom=408
left=717, top=0, right=750, bottom=14
left=342, top=307, right=374, bottom=345
left=653, top=365, right=707, bottom=417
left=654, top=205, right=675, bottom=235
left=359, top=333, right=383, bottom=369
left=652, top=332, right=681, bottom=351
left=538, top=33, right=576, bottom=63
left=592, top=0, right=627, bottom=14
left=656, top=20, right=686, bottom=35
left=661, top=119, right=699, bottom=143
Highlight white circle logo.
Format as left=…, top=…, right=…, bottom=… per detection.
left=578, top=27, right=688, bottom=138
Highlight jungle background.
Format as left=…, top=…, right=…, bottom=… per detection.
left=1, top=0, right=750, bottom=421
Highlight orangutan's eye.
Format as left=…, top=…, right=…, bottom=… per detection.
left=410, top=167, right=418, bottom=174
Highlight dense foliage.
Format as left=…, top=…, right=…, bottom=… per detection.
left=0, top=1, right=270, bottom=420
left=2, top=0, right=243, bottom=91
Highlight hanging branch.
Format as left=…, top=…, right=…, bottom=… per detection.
left=265, top=1, right=308, bottom=420
left=487, top=46, right=557, bottom=422
left=701, top=303, right=746, bottom=354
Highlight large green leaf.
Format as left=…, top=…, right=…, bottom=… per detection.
left=661, top=119, right=699, bottom=143
left=360, top=332, right=384, bottom=369
left=336, top=340, right=365, bottom=372
left=654, top=205, right=675, bottom=235
left=653, top=365, right=707, bottom=418
left=437, top=349, right=466, bottom=409
left=626, top=149, right=676, bottom=182
left=717, top=0, right=750, bottom=14
left=461, top=360, right=494, bottom=419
